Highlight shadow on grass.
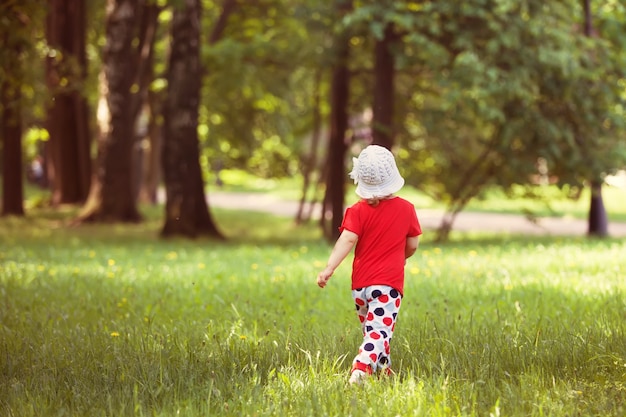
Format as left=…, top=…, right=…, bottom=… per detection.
left=0, top=204, right=325, bottom=248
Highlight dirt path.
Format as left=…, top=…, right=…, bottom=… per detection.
left=207, top=191, right=626, bottom=238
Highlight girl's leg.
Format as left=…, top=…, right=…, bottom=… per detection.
left=351, top=285, right=402, bottom=377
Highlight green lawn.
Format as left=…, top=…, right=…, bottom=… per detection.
left=1, top=207, right=625, bottom=416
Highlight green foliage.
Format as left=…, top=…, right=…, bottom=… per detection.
left=385, top=0, right=626, bottom=224
left=0, top=1, right=48, bottom=120
left=22, top=127, right=48, bottom=161
left=200, top=0, right=332, bottom=171
left=5, top=0, right=626, bottom=237
left=1, top=212, right=626, bottom=416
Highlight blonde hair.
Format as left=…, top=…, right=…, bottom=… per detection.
left=366, top=195, right=393, bottom=207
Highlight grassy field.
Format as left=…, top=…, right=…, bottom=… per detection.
left=1, top=206, right=626, bottom=416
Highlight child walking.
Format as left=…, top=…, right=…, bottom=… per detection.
left=317, top=145, right=422, bottom=384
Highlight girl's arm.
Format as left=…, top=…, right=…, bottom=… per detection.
left=317, top=230, right=358, bottom=288
left=405, top=236, right=419, bottom=258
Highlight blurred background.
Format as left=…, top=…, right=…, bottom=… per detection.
left=1, top=0, right=625, bottom=242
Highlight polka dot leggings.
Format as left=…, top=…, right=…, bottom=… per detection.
left=351, top=285, right=402, bottom=374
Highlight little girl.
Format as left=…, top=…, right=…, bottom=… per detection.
left=317, top=145, right=422, bottom=384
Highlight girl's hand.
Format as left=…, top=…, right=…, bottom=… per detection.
left=317, top=269, right=332, bottom=288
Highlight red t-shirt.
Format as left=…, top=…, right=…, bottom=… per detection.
left=340, top=197, right=422, bottom=295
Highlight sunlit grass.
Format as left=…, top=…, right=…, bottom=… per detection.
left=1, top=208, right=625, bottom=416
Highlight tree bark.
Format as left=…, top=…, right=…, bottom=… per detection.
left=161, top=0, right=223, bottom=239
left=78, top=0, right=141, bottom=222
left=322, top=0, right=352, bottom=242
left=137, top=91, right=163, bottom=204
left=0, top=3, right=25, bottom=216
left=45, top=0, right=92, bottom=205
left=588, top=180, right=608, bottom=237
left=208, top=0, right=238, bottom=45
left=296, top=70, right=322, bottom=224
left=372, top=23, right=395, bottom=150
left=124, top=3, right=162, bottom=206
left=1, top=81, right=24, bottom=216
left=582, top=0, right=608, bottom=237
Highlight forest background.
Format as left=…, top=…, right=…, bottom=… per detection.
left=1, top=0, right=626, bottom=242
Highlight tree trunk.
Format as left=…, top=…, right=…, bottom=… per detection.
left=372, top=23, right=395, bottom=150
left=296, top=70, right=322, bottom=224
left=582, top=0, right=608, bottom=237
left=45, top=0, right=92, bottom=205
left=133, top=1, right=162, bottom=205
left=129, top=3, right=161, bottom=125
left=137, top=91, right=163, bottom=204
left=1, top=80, right=24, bottom=216
left=161, top=0, right=223, bottom=239
left=0, top=3, right=25, bottom=217
left=322, top=0, right=352, bottom=242
left=588, top=180, right=608, bottom=237
left=78, top=0, right=141, bottom=222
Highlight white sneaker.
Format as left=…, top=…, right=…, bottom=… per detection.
left=349, top=370, right=368, bottom=385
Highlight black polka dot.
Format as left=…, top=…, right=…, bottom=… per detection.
left=366, top=326, right=373, bottom=332
left=392, top=313, right=397, bottom=320
left=355, top=287, right=363, bottom=291
left=379, top=356, right=388, bottom=365
left=364, top=343, right=375, bottom=351
left=372, top=290, right=382, bottom=298
left=390, top=289, right=399, bottom=298
left=381, top=330, right=388, bottom=338
left=374, top=308, right=385, bottom=316
left=355, top=304, right=360, bottom=310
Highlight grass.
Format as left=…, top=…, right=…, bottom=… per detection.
left=1, top=206, right=626, bottom=416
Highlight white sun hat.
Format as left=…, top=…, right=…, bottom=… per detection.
left=349, top=145, right=405, bottom=199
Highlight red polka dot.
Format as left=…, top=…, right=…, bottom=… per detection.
left=379, top=295, right=389, bottom=303
left=395, top=299, right=401, bottom=307
left=369, top=353, right=377, bottom=362
left=383, top=317, right=393, bottom=326
left=370, top=332, right=381, bottom=340
left=356, top=298, right=365, bottom=306
left=367, top=313, right=374, bottom=321
left=359, top=316, right=365, bottom=323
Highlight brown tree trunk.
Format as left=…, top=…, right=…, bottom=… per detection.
left=582, top=0, right=608, bottom=237
left=161, top=0, right=223, bottom=239
left=322, top=0, right=352, bottom=242
left=296, top=70, right=323, bottom=224
left=0, top=3, right=25, bottom=216
left=588, top=180, right=608, bottom=237
left=134, top=2, right=163, bottom=205
left=1, top=81, right=24, bottom=216
left=45, top=0, right=92, bottom=205
left=372, top=23, right=395, bottom=150
left=78, top=0, right=141, bottom=222
left=129, top=3, right=161, bottom=124
left=137, top=91, right=163, bottom=204
left=129, top=3, right=161, bottom=205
